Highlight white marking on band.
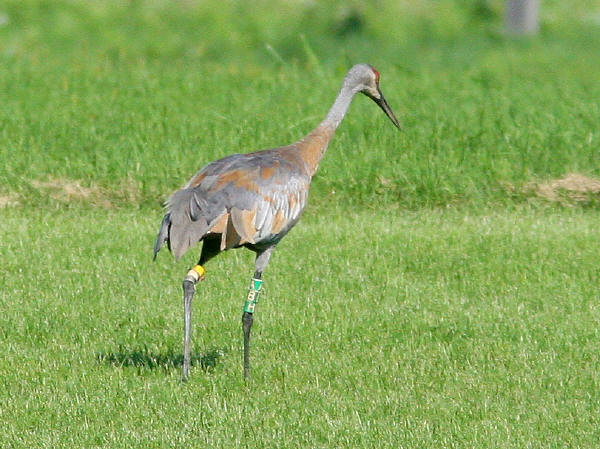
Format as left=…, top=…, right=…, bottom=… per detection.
left=185, top=269, right=200, bottom=283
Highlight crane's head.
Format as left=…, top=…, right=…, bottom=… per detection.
left=346, top=63, right=401, bottom=130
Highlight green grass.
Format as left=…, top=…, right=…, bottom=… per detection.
left=1, top=206, right=599, bottom=448
left=2, top=1, right=600, bottom=447
left=1, top=0, right=600, bottom=208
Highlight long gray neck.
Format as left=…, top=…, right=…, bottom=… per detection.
left=319, top=84, right=356, bottom=131
left=293, top=83, right=358, bottom=177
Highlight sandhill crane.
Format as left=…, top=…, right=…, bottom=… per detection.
left=154, top=64, right=400, bottom=380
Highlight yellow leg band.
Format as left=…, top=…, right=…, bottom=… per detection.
left=192, top=265, right=206, bottom=278
left=185, top=265, right=206, bottom=283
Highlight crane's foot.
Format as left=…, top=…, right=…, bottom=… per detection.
left=182, top=265, right=206, bottom=381
left=242, top=278, right=263, bottom=380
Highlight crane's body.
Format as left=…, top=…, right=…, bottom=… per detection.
left=154, top=143, right=310, bottom=260
left=154, top=64, right=400, bottom=380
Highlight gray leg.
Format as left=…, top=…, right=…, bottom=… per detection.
left=182, top=266, right=204, bottom=381
left=181, top=237, right=219, bottom=381
left=182, top=277, right=194, bottom=380
left=243, top=246, right=274, bottom=380
left=242, top=311, right=254, bottom=380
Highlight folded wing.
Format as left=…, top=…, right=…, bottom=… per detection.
left=154, top=150, right=310, bottom=260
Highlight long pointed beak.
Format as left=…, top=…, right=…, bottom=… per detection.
left=368, top=89, right=401, bottom=130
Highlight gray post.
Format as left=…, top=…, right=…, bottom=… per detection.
left=505, top=0, right=539, bottom=35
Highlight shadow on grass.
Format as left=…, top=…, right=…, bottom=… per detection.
left=96, top=345, right=226, bottom=373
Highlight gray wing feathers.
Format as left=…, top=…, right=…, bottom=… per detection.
left=155, top=188, right=226, bottom=260
left=153, top=213, right=171, bottom=260
left=254, top=199, right=270, bottom=231
left=167, top=189, right=212, bottom=260
left=189, top=190, right=208, bottom=221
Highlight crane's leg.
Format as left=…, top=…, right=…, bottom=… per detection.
left=182, top=265, right=204, bottom=381
left=182, top=236, right=220, bottom=381
left=243, top=246, right=274, bottom=380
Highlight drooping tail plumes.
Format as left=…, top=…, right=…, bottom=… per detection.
left=154, top=189, right=213, bottom=260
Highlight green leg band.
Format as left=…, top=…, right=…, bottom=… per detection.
left=243, top=278, right=263, bottom=314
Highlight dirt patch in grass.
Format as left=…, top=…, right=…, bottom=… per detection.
left=0, top=194, right=19, bottom=208
left=30, top=177, right=141, bottom=208
left=512, top=173, right=600, bottom=206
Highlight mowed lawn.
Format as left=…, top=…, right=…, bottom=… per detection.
left=1, top=205, right=599, bottom=448
left=2, top=1, right=600, bottom=447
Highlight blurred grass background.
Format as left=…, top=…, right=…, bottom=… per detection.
left=1, top=0, right=599, bottom=209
